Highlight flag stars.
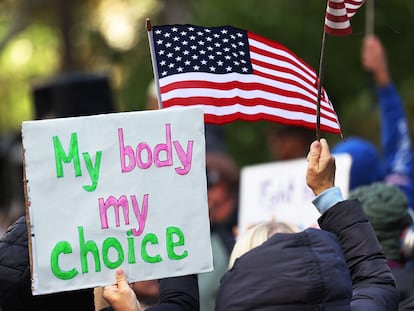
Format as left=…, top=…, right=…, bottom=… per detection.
left=201, top=59, right=207, bottom=65
left=168, top=63, right=175, bottom=68
left=167, top=52, right=173, bottom=58
left=183, top=50, right=190, bottom=55
left=209, top=66, right=216, bottom=72
left=226, top=66, right=232, bottom=72
left=193, top=65, right=200, bottom=70
left=155, top=29, right=162, bottom=34
left=191, top=45, right=197, bottom=50
left=180, top=31, right=187, bottom=36
left=177, top=67, right=184, bottom=72
left=156, top=39, right=163, bottom=45
left=190, top=35, right=196, bottom=40
left=242, top=67, right=248, bottom=72
left=182, top=40, right=188, bottom=45
left=173, top=36, right=180, bottom=41
left=184, top=60, right=191, bottom=66
left=164, top=32, right=171, bottom=37
left=161, top=71, right=168, bottom=76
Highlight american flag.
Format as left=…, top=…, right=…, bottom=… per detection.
left=324, top=0, right=365, bottom=36
left=149, top=24, right=342, bottom=135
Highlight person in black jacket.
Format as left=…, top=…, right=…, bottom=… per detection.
left=216, top=138, right=399, bottom=310
left=0, top=216, right=95, bottom=311
left=101, top=138, right=399, bottom=311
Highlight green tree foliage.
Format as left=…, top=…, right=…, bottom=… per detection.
left=0, top=0, right=413, bottom=166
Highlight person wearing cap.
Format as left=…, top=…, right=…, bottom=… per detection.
left=349, top=182, right=414, bottom=310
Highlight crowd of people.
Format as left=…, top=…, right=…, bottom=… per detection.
left=0, top=32, right=413, bottom=311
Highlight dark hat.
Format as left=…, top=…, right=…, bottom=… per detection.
left=32, top=72, right=115, bottom=119
left=348, top=182, right=413, bottom=260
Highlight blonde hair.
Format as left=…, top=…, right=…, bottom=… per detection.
left=229, top=221, right=298, bottom=269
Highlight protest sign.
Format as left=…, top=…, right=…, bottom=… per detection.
left=22, top=107, right=212, bottom=295
left=238, top=154, right=352, bottom=233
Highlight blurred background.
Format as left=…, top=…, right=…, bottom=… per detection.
left=0, top=0, right=413, bottom=167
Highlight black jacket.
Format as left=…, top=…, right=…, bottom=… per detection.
left=0, top=216, right=94, bottom=311
left=215, top=199, right=399, bottom=310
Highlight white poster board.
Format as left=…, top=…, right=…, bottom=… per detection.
left=22, top=107, right=213, bottom=295
left=238, top=154, right=352, bottom=233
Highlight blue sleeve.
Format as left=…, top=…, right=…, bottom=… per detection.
left=378, top=83, right=414, bottom=209
left=312, top=187, right=344, bottom=214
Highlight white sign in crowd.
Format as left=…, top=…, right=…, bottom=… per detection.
left=22, top=107, right=213, bottom=295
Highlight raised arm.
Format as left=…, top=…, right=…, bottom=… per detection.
left=306, top=139, right=399, bottom=310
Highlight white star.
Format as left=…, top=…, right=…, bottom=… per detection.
left=234, top=61, right=240, bottom=66
left=167, top=53, right=173, bottom=58
left=226, top=66, right=232, bottom=72
left=214, top=43, right=221, bottom=47
left=238, top=41, right=245, bottom=46
left=177, top=67, right=184, bottom=72
left=155, top=30, right=162, bottom=34
left=165, top=42, right=172, bottom=48
left=237, top=32, right=243, bottom=37
left=214, top=34, right=220, bottom=38
left=160, top=60, right=166, bottom=66
left=162, top=71, right=168, bottom=76
left=168, top=63, right=175, bottom=68
left=200, top=50, right=206, bottom=55
left=183, top=50, right=190, bottom=55
left=172, top=27, right=178, bottom=32
left=222, top=38, right=229, bottom=43
left=242, top=67, right=248, bottom=72
left=190, top=35, right=196, bottom=40
left=188, top=27, right=195, bottom=31
left=191, top=45, right=197, bottom=50
left=174, top=46, right=181, bottom=51
left=156, top=39, right=163, bottom=45
left=164, top=32, right=171, bottom=38
left=198, top=40, right=205, bottom=45
left=206, top=37, right=212, bottom=42
left=173, top=36, right=179, bottom=41
left=158, top=50, right=165, bottom=55
left=185, top=60, right=191, bottom=65
left=201, top=59, right=207, bottom=65
left=193, top=65, right=200, bottom=70
left=182, top=40, right=188, bottom=45
left=224, top=47, right=230, bottom=52
left=221, top=29, right=228, bottom=34
left=180, top=31, right=187, bottom=36
left=205, top=29, right=211, bottom=33
left=225, top=55, right=231, bottom=60
left=192, top=55, right=199, bottom=60
left=208, top=55, right=215, bottom=60
left=239, top=51, right=245, bottom=56
left=230, top=35, right=236, bottom=39
left=209, top=66, right=216, bottom=72
left=217, top=60, right=224, bottom=66
left=207, top=46, right=214, bottom=51
left=176, top=56, right=182, bottom=61
left=197, top=31, right=203, bottom=36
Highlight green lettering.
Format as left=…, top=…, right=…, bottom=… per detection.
left=166, top=226, right=188, bottom=260
left=102, top=237, right=124, bottom=269
left=127, top=230, right=136, bottom=264
left=53, top=132, right=82, bottom=178
left=78, top=226, right=101, bottom=273
left=50, top=241, right=79, bottom=280
left=141, top=233, right=162, bottom=263
left=82, top=151, right=102, bottom=192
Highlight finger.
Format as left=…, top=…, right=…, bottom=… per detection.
left=307, top=140, right=321, bottom=167
left=115, top=268, right=130, bottom=290
left=319, top=138, right=331, bottom=159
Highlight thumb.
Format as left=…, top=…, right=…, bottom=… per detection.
left=115, top=268, right=129, bottom=290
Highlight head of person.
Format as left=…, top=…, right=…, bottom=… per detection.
left=206, top=152, right=239, bottom=228
left=217, top=225, right=353, bottom=310
left=332, top=137, right=385, bottom=190
left=348, top=182, right=413, bottom=263
left=267, top=124, right=314, bottom=161
left=228, top=220, right=298, bottom=268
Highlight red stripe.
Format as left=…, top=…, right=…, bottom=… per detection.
left=203, top=112, right=341, bottom=134
left=161, top=79, right=317, bottom=104
left=162, top=96, right=339, bottom=124
left=249, top=46, right=315, bottom=86
left=247, top=32, right=315, bottom=74
left=160, top=79, right=329, bottom=113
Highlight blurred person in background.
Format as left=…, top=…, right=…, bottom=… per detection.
left=0, top=72, right=115, bottom=311
left=332, top=35, right=414, bottom=210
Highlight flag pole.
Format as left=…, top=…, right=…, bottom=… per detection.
left=146, top=18, right=163, bottom=109
left=315, top=29, right=327, bottom=141
left=365, top=0, right=375, bottom=36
